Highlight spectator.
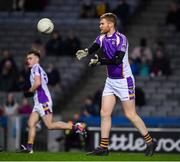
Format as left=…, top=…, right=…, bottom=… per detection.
left=130, top=38, right=153, bottom=64
left=153, top=40, right=165, bottom=53
left=3, top=93, right=19, bottom=116
left=17, top=74, right=26, bottom=91
left=166, top=2, right=178, bottom=29
left=24, top=0, right=48, bottom=11
left=0, top=60, right=18, bottom=91
left=151, top=48, right=171, bottom=77
left=113, top=0, right=130, bottom=28
left=129, top=58, right=139, bottom=76
left=12, top=0, right=25, bottom=11
left=45, top=30, right=64, bottom=56
left=130, top=38, right=152, bottom=77
left=80, top=0, right=97, bottom=18
left=46, top=63, right=61, bottom=87
left=17, top=65, right=31, bottom=91
left=139, top=57, right=150, bottom=77
left=64, top=31, right=81, bottom=57
left=96, top=1, right=109, bottom=17
left=31, top=39, right=46, bottom=58
left=0, top=50, right=18, bottom=74
left=81, top=96, right=99, bottom=117
left=19, top=98, right=32, bottom=115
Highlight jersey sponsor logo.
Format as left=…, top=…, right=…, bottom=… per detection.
left=112, top=40, right=116, bottom=45
left=122, top=44, right=126, bottom=51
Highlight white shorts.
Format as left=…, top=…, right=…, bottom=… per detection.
left=32, top=101, right=53, bottom=117
left=102, top=76, right=135, bottom=101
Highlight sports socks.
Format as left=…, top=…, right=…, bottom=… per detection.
left=143, top=133, right=153, bottom=144
left=27, top=139, right=34, bottom=150
left=100, top=138, right=109, bottom=149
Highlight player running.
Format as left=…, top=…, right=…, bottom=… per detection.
left=76, top=13, right=157, bottom=156
left=19, top=50, right=86, bottom=153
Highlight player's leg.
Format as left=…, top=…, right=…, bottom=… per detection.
left=42, top=113, right=72, bottom=130
left=101, top=95, right=116, bottom=141
left=122, top=100, right=148, bottom=135
left=19, top=112, right=39, bottom=153
left=87, top=95, right=116, bottom=155
left=42, top=113, right=86, bottom=136
left=27, top=112, right=39, bottom=151
left=121, top=100, right=157, bottom=156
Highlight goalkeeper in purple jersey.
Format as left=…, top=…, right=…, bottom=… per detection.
left=76, top=13, right=157, bottom=156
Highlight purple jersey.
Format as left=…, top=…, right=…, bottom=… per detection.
left=95, top=31, right=132, bottom=79
left=30, top=64, right=52, bottom=104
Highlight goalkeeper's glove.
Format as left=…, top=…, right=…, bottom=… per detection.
left=76, top=48, right=88, bottom=60
left=89, top=54, right=100, bottom=66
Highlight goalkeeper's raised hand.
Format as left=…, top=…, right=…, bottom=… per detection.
left=76, top=48, right=88, bottom=60
left=89, top=54, right=100, bottom=66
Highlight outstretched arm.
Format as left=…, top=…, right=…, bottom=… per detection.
left=89, top=51, right=125, bottom=66
left=76, top=43, right=100, bottom=60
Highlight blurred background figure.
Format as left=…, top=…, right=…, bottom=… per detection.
left=46, top=63, right=61, bottom=88
left=96, top=1, right=109, bottom=17
left=31, top=39, right=46, bottom=58
left=166, top=1, right=178, bottom=30
left=80, top=96, right=99, bottom=117
left=113, top=0, right=130, bottom=30
left=130, top=38, right=153, bottom=77
left=64, top=31, right=81, bottom=57
left=45, top=30, right=64, bottom=56
left=130, top=37, right=153, bottom=64
left=0, top=60, right=18, bottom=92
left=150, top=48, right=171, bottom=77
left=12, top=0, right=25, bottom=11
left=0, top=50, right=18, bottom=74
left=80, top=0, right=97, bottom=18
left=2, top=93, right=19, bottom=116
left=18, top=98, right=32, bottom=115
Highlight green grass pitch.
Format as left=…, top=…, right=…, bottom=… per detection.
left=0, top=152, right=180, bottom=161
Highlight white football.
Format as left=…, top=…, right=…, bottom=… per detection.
left=37, top=18, right=54, bottom=34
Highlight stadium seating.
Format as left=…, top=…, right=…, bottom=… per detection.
left=0, top=0, right=180, bottom=126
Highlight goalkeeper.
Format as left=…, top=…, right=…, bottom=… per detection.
left=18, top=50, right=86, bottom=154
left=76, top=13, right=157, bottom=156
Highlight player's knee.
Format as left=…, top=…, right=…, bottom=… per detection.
left=100, top=109, right=111, bottom=118
left=45, top=123, right=54, bottom=130
left=124, top=111, right=136, bottom=120
left=28, top=121, right=36, bottom=128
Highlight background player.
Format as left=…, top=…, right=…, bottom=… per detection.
left=76, top=13, right=157, bottom=156
left=19, top=50, right=86, bottom=153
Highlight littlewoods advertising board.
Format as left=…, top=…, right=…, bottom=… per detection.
left=87, top=127, right=180, bottom=153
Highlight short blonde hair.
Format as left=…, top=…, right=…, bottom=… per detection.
left=100, top=13, right=117, bottom=28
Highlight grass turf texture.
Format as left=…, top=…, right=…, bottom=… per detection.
left=0, top=152, right=180, bottom=161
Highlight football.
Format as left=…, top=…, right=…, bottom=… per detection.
left=37, top=18, right=54, bottom=34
